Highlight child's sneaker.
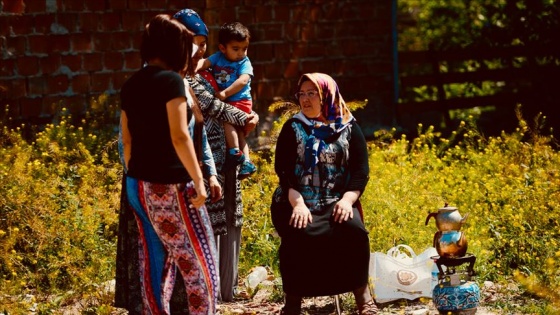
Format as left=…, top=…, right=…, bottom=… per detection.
left=225, top=148, right=245, bottom=171
left=238, top=160, right=257, bottom=179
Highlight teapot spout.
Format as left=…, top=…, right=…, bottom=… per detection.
left=425, top=212, right=437, bottom=226
left=461, top=213, right=469, bottom=224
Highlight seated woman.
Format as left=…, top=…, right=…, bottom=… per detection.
left=271, top=73, right=378, bottom=315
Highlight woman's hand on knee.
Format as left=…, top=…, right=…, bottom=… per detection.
left=289, top=204, right=312, bottom=229
left=333, top=198, right=354, bottom=223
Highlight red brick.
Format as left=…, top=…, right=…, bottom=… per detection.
left=273, top=5, right=290, bottom=21
left=64, top=0, right=84, bottom=11
left=316, top=22, right=335, bottom=39
left=292, top=43, right=308, bottom=60
left=99, top=13, right=121, bottom=31
left=0, top=58, right=16, bottom=76
left=203, top=10, right=220, bottom=25
left=0, top=16, right=10, bottom=36
left=71, top=33, right=93, bottom=52
left=128, top=0, right=146, bottom=10
left=263, top=61, right=285, bottom=79
left=71, top=74, right=91, bottom=93
left=130, top=30, right=143, bottom=50
left=283, top=61, right=299, bottom=79
left=146, top=0, right=167, bottom=9
left=47, top=75, right=70, bottom=93
left=65, top=95, right=87, bottom=114
left=5, top=36, right=26, bottom=56
left=272, top=42, right=291, bottom=60
left=92, top=33, right=112, bottom=51
left=124, top=51, right=141, bottom=70
left=0, top=78, right=27, bottom=98
left=79, top=12, right=100, bottom=32
left=84, top=0, right=106, bottom=12
left=27, top=76, right=47, bottom=95
left=48, top=35, right=72, bottom=53
left=143, top=9, right=166, bottom=21
left=251, top=43, right=273, bottom=61
left=219, top=9, right=237, bottom=23
left=28, top=35, right=49, bottom=54
left=3, top=0, right=25, bottom=13
left=0, top=98, right=21, bottom=118
left=301, top=24, right=316, bottom=41
left=108, top=0, right=127, bottom=10
left=39, top=54, right=62, bottom=74
left=16, top=56, right=40, bottom=76
left=122, top=11, right=145, bottom=31
left=61, top=54, right=82, bottom=72
left=301, top=59, right=334, bottom=75
left=308, top=41, right=336, bottom=57
left=83, top=53, right=103, bottom=71
left=206, top=0, right=226, bottom=10
left=255, top=6, right=273, bottom=23
left=10, top=15, right=34, bottom=35
left=113, top=70, right=135, bottom=90
left=224, top=0, right=243, bottom=6
left=57, top=13, right=79, bottom=33
left=261, top=24, right=283, bottom=41
left=104, top=51, right=124, bottom=70
left=109, top=32, right=131, bottom=51
left=167, top=0, right=200, bottom=10
left=33, top=14, right=57, bottom=34
left=42, top=96, right=64, bottom=115
left=43, top=95, right=86, bottom=115
left=20, top=97, right=44, bottom=117
left=91, top=72, right=112, bottom=92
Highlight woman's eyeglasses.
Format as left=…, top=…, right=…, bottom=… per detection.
left=295, top=90, right=319, bottom=100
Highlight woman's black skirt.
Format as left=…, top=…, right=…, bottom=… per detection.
left=271, top=200, right=370, bottom=297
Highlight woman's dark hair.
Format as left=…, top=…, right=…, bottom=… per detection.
left=140, top=14, right=194, bottom=74
left=218, top=22, right=250, bottom=45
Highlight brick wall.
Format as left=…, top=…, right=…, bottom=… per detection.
left=0, top=0, right=394, bottom=134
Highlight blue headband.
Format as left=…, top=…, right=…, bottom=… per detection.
left=174, top=9, right=209, bottom=37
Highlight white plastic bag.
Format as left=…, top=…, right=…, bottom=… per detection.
left=369, top=245, right=437, bottom=303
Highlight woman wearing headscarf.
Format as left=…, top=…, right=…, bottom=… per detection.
left=271, top=73, right=378, bottom=315
left=174, top=8, right=259, bottom=302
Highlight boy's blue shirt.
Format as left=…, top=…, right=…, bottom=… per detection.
left=207, top=52, right=253, bottom=102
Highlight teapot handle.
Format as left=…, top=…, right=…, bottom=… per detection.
left=425, top=212, right=437, bottom=225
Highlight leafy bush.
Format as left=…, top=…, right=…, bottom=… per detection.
left=242, top=107, right=559, bottom=313
left=0, top=100, right=121, bottom=312
left=1, top=98, right=559, bottom=313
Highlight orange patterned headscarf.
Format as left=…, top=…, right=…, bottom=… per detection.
left=295, top=73, right=355, bottom=175
left=297, top=73, right=354, bottom=125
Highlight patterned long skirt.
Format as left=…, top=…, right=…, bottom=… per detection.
left=126, top=176, right=219, bottom=315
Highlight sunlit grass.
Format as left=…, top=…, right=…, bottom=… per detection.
left=0, top=99, right=558, bottom=313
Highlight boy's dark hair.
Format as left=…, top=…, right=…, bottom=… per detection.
left=140, top=14, right=195, bottom=74
left=218, top=22, right=250, bottom=45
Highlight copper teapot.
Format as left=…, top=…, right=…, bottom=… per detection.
left=433, top=230, right=468, bottom=258
left=425, top=204, right=468, bottom=232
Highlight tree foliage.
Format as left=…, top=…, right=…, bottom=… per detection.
left=398, top=0, right=560, bottom=51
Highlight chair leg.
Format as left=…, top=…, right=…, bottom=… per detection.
left=333, top=295, right=342, bottom=315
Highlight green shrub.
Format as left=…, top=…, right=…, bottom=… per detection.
left=0, top=101, right=121, bottom=312
left=1, top=98, right=559, bottom=313
left=241, top=107, right=559, bottom=313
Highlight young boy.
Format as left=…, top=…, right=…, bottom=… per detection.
left=197, top=22, right=256, bottom=178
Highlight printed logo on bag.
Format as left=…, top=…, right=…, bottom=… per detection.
left=396, top=270, right=418, bottom=285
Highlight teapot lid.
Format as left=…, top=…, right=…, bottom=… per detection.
left=438, top=203, right=458, bottom=212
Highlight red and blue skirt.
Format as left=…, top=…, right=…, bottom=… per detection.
left=126, top=176, right=219, bottom=315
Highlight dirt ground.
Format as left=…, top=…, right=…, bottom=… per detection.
left=217, top=295, right=498, bottom=315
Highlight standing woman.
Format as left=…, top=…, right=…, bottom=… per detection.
left=174, top=8, right=259, bottom=302
left=119, top=14, right=218, bottom=315
left=271, top=73, right=378, bottom=315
